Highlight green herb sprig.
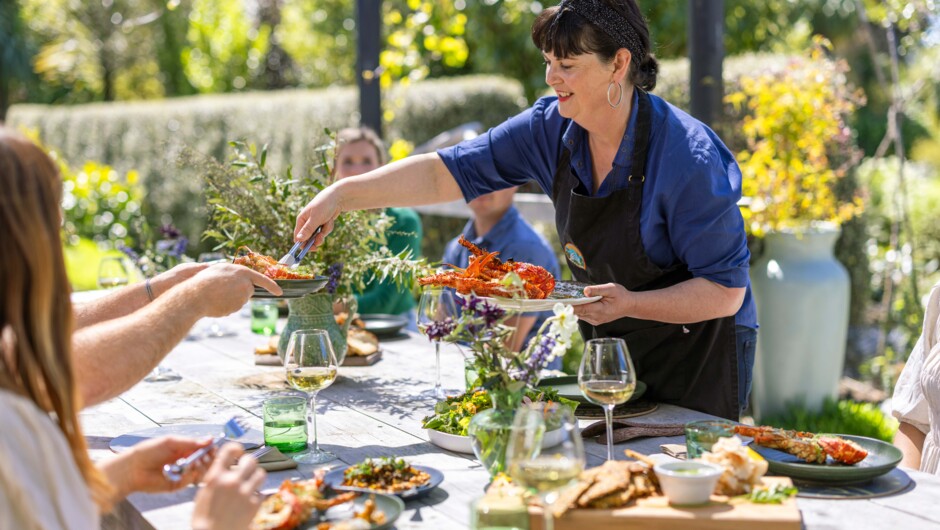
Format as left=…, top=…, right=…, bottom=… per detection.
left=744, top=484, right=798, bottom=504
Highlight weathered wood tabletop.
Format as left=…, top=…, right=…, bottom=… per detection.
left=79, top=310, right=940, bottom=530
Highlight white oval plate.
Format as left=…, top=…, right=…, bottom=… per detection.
left=425, top=427, right=564, bottom=455
left=474, top=295, right=601, bottom=313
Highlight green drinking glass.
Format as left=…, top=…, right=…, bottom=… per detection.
left=263, top=395, right=308, bottom=453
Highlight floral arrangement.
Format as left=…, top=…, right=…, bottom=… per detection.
left=426, top=295, right=580, bottom=396
left=117, top=223, right=192, bottom=277
left=187, top=139, right=425, bottom=296
left=726, top=37, right=865, bottom=237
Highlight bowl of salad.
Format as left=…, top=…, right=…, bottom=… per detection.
left=422, top=388, right=578, bottom=454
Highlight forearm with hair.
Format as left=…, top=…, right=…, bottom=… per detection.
left=73, top=282, right=152, bottom=329
left=337, top=153, right=463, bottom=211
left=73, top=284, right=205, bottom=406
left=627, top=278, right=745, bottom=324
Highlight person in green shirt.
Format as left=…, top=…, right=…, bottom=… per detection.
left=333, top=127, right=422, bottom=330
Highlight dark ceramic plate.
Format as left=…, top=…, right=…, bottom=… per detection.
left=537, top=375, right=647, bottom=405
left=253, top=277, right=329, bottom=299
left=359, top=314, right=409, bottom=337
left=109, top=424, right=263, bottom=453
left=323, top=464, right=444, bottom=500
left=746, top=434, right=902, bottom=483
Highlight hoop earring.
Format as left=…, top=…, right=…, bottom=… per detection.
left=607, top=82, right=623, bottom=108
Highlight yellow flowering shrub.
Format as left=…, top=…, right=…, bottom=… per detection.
left=726, top=38, right=865, bottom=236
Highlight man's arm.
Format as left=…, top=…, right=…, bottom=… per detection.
left=74, top=265, right=280, bottom=407
left=74, top=263, right=209, bottom=329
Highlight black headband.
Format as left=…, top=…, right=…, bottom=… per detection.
left=553, top=0, right=644, bottom=59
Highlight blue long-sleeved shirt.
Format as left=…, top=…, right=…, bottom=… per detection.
left=438, top=91, right=756, bottom=328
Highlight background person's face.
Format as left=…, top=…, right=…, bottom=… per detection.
left=335, top=140, right=381, bottom=179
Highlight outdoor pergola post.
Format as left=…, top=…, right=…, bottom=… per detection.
left=688, top=0, right=724, bottom=129
left=356, top=0, right=383, bottom=138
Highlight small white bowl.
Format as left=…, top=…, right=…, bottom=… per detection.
left=653, top=461, right=723, bottom=506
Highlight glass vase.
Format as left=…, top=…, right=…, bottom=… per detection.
left=278, top=292, right=356, bottom=366
left=468, top=387, right=525, bottom=477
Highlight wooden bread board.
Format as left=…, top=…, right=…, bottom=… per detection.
left=341, top=350, right=382, bottom=366
left=529, top=477, right=801, bottom=530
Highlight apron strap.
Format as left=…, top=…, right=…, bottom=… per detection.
left=630, top=89, right=653, bottom=183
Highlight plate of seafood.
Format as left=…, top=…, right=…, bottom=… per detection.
left=233, top=246, right=329, bottom=299
left=475, top=280, right=601, bottom=312
left=323, top=457, right=443, bottom=499
left=419, top=236, right=558, bottom=299
left=733, top=425, right=902, bottom=483
left=251, top=475, right=403, bottom=530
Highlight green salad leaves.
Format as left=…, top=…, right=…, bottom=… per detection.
left=421, top=388, right=578, bottom=436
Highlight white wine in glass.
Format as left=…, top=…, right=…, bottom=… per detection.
left=284, top=329, right=339, bottom=464
left=578, top=337, right=636, bottom=461
left=416, top=287, right=457, bottom=400
left=286, top=366, right=338, bottom=392
left=507, top=403, right=585, bottom=530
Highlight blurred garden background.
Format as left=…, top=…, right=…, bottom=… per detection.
left=2, top=0, right=940, bottom=434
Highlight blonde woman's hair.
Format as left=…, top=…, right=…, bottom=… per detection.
left=0, top=128, right=113, bottom=509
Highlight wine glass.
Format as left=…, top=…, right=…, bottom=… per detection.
left=284, top=329, right=339, bottom=464
left=416, top=287, right=457, bottom=400
left=506, top=402, right=585, bottom=530
left=197, top=252, right=235, bottom=338
left=97, top=256, right=130, bottom=289
left=578, top=337, right=636, bottom=461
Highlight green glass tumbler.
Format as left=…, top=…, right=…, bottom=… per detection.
left=263, top=395, right=308, bottom=453
left=684, top=419, right=735, bottom=459
left=251, top=300, right=279, bottom=335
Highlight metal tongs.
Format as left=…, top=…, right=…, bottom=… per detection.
left=278, top=226, right=323, bottom=268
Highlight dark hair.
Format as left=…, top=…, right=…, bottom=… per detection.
left=531, top=0, right=658, bottom=91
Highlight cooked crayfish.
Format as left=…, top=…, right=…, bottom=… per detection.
left=251, top=474, right=358, bottom=530
left=233, top=246, right=314, bottom=280
left=733, top=425, right=868, bottom=465
left=418, top=236, right=555, bottom=299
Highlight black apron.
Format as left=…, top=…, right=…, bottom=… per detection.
left=552, top=90, right=739, bottom=420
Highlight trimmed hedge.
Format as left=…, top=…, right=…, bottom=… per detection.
left=7, top=75, right=526, bottom=242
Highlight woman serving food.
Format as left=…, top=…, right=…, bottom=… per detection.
left=294, top=0, right=756, bottom=420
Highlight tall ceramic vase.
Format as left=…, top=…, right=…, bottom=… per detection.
left=278, top=292, right=356, bottom=365
left=467, top=387, right=524, bottom=477
left=750, top=223, right=850, bottom=419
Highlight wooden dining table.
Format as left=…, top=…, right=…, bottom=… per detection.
left=79, top=309, right=940, bottom=529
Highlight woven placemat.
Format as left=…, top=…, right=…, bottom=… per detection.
left=580, top=418, right=685, bottom=444
left=575, top=400, right=658, bottom=419
left=792, top=467, right=912, bottom=499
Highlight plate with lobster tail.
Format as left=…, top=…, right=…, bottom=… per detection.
left=736, top=428, right=902, bottom=484
left=461, top=281, right=602, bottom=312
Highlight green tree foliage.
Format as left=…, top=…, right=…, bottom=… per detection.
left=0, top=0, right=36, bottom=119
left=182, top=0, right=271, bottom=92
left=22, top=0, right=173, bottom=102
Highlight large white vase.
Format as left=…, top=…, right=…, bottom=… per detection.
left=750, top=223, right=850, bottom=419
